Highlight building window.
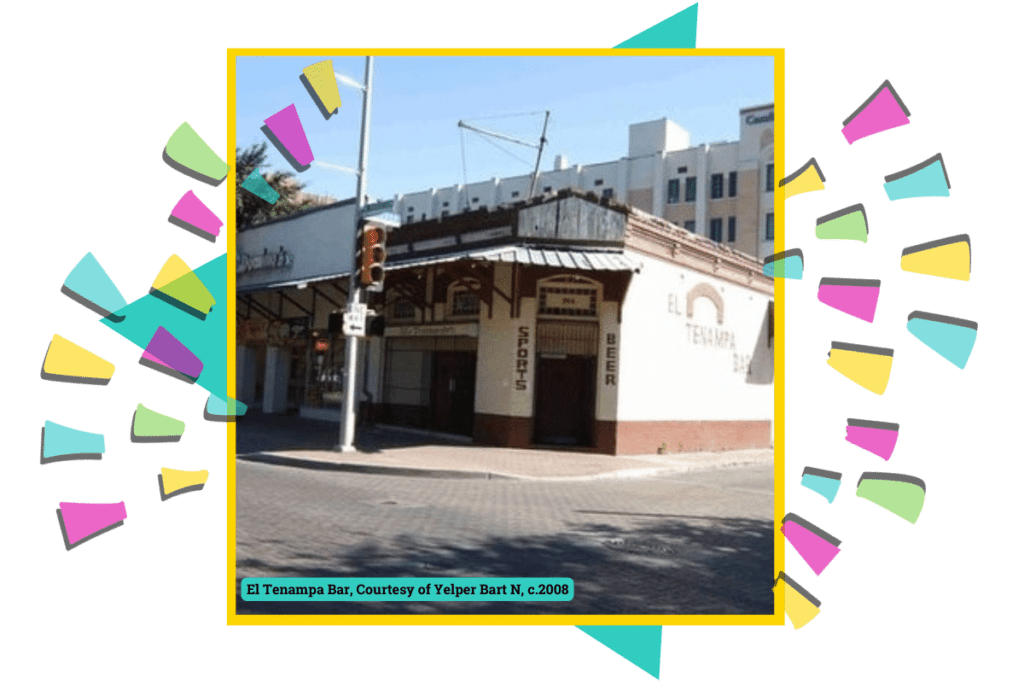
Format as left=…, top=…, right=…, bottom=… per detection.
left=451, top=290, right=480, bottom=316
left=711, top=173, right=724, bottom=199
left=421, top=213, right=426, bottom=221
left=594, top=179, right=604, bottom=186
left=407, top=206, right=414, bottom=213
left=441, top=210, right=449, bottom=218
left=511, top=191, right=519, bottom=198
left=685, top=177, right=697, bottom=202
left=766, top=164, right=775, bottom=192
left=728, top=171, right=737, bottom=197
left=666, top=178, right=680, bottom=205
left=684, top=220, right=696, bottom=233
left=677, top=166, right=688, bottom=174
left=765, top=213, right=775, bottom=240
left=405, top=216, right=414, bottom=224
left=538, top=286, right=598, bottom=317
left=601, top=188, right=614, bottom=200
left=728, top=216, right=736, bottom=242
left=710, top=218, right=723, bottom=243
left=442, top=201, right=449, bottom=207
left=471, top=197, right=479, bottom=203
left=543, top=186, right=552, bottom=193
left=393, top=299, right=415, bottom=320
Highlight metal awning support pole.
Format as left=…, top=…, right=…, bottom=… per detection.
left=340, top=56, right=374, bottom=452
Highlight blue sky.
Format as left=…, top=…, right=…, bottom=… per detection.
left=235, top=55, right=774, bottom=203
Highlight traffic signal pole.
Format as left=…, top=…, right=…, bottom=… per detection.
left=339, top=56, right=374, bottom=452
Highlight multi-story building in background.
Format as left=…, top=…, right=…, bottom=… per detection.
left=395, top=104, right=775, bottom=259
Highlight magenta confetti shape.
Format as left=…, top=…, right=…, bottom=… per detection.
left=782, top=515, right=841, bottom=576
left=846, top=419, right=900, bottom=460
left=142, top=326, right=204, bottom=379
left=170, top=190, right=223, bottom=237
left=264, top=104, right=314, bottom=166
left=818, top=279, right=880, bottom=322
left=842, top=80, right=911, bottom=144
left=60, top=501, right=127, bottom=546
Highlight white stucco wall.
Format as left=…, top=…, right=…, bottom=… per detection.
left=617, top=252, right=774, bottom=423
left=475, top=264, right=536, bottom=418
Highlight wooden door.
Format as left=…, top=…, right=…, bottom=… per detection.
left=533, top=355, right=596, bottom=446
left=431, top=352, right=477, bottom=436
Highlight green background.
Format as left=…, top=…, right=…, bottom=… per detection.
left=12, top=1, right=1019, bottom=679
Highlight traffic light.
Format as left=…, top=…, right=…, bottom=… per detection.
left=358, top=219, right=386, bottom=292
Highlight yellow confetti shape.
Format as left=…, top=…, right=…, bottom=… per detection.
left=780, top=158, right=826, bottom=199
left=151, top=254, right=215, bottom=315
left=827, top=348, right=892, bottom=395
left=775, top=575, right=821, bottom=629
left=303, top=60, right=342, bottom=114
left=901, top=237, right=970, bottom=281
left=160, top=468, right=209, bottom=496
left=150, top=253, right=192, bottom=290
left=43, top=334, right=115, bottom=381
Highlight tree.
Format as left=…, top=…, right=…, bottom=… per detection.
left=235, top=142, right=319, bottom=231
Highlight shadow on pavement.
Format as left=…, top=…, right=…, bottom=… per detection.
left=235, top=514, right=774, bottom=616
left=237, top=411, right=467, bottom=455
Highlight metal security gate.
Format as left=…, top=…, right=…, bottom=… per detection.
left=533, top=321, right=599, bottom=446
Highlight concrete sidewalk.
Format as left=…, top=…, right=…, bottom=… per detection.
left=237, top=441, right=775, bottom=481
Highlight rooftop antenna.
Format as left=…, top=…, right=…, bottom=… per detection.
left=457, top=110, right=550, bottom=201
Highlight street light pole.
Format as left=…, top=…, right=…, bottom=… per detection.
left=339, top=56, right=374, bottom=452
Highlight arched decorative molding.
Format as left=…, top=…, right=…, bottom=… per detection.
left=686, top=282, right=725, bottom=324
left=760, top=128, right=774, bottom=150
left=537, top=274, right=600, bottom=288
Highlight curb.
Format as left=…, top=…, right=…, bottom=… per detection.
left=237, top=453, right=514, bottom=480
left=237, top=452, right=774, bottom=482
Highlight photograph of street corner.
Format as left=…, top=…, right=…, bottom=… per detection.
left=232, top=53, right=778, bottom=617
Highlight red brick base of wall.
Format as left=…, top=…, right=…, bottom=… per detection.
left=472, top=413, right=771, bottom=455
left=615, top=420, right=772, bottom=455
left=473, top=412, right=533, bottom=449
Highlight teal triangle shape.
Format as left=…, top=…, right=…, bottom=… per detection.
left=615, top=4, right=698, bottom=48
left=577, top=626, right=662, bottom=679
left=99, top=253, right=245, bottom=419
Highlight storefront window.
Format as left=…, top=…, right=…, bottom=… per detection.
left=393, top=299, right=415, bottom=320
left=451, top=289, right=480, bottom=316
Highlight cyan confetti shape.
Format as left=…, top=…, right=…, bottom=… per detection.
left=205, top=394, right=247, bottom=420
left=884, top=153, right=950, bottom=200
left=62, top=253, right=128, bottom=318
left=801, top=467, right=841, bottom=503
left=43, top=421, right=105, bottom=460
left=763, top=249, right=803, bottom=280
left=906, top=311, right=977, bottom=369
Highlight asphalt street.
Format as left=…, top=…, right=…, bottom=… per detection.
left=236, top=460, right=775, bottom=615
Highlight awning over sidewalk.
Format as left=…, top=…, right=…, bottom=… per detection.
left=237, top=245, right=641, bottom=293
left=387, top=245, right=642, bottom=273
